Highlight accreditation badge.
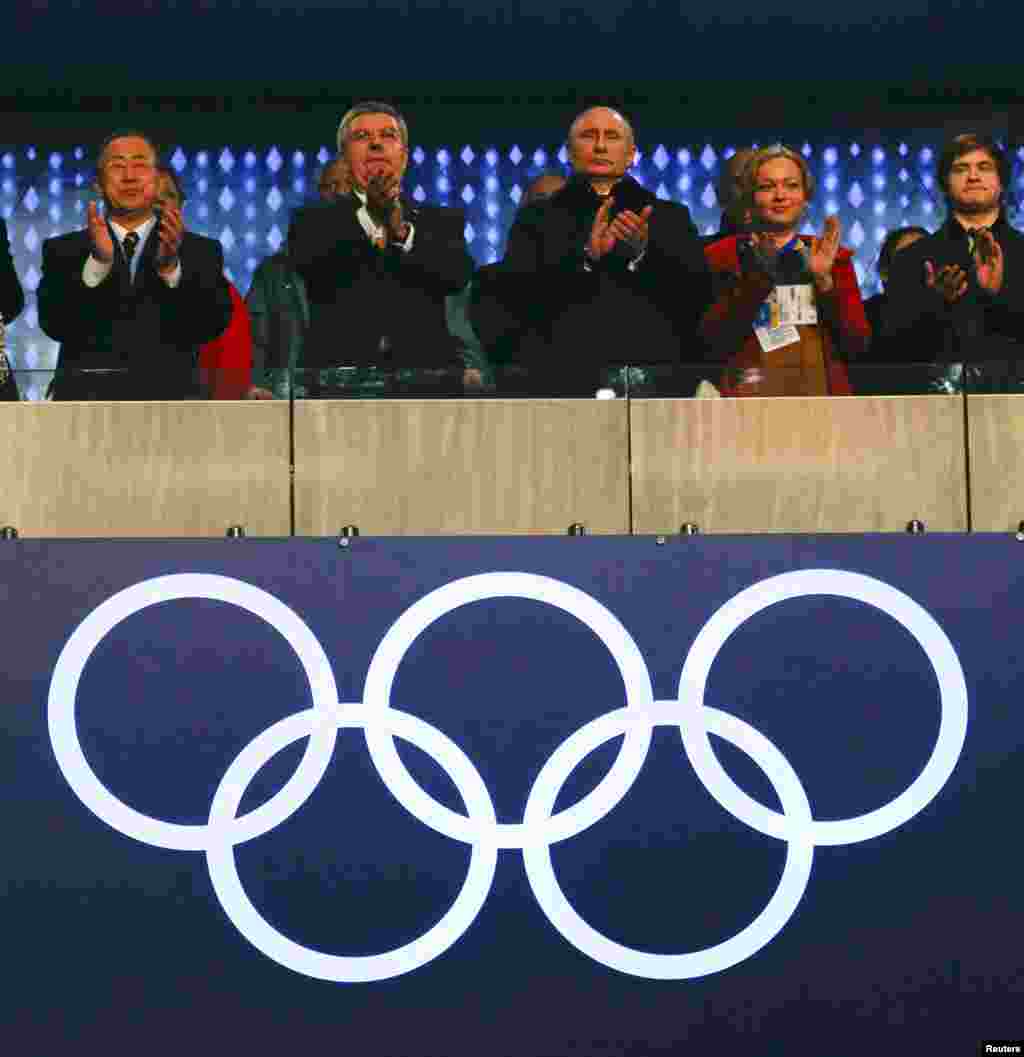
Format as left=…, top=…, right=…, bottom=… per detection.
left=754, top=288, right=800, bottom=353
left=776, top=283, right=818, bottom=326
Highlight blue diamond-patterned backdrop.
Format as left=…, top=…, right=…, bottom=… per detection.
left=3, top=135, right=1021, bottom=399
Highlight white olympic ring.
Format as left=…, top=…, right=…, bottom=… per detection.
left=361, top=573, right=655, bottom=848
left=206, top=706, right=498, bottom=983
left=47, top=568, right=969, bottom=982
left=48, top=574, right=340, bottom=852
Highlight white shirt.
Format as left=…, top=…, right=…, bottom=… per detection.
left=351, top=188, right=415, bottom=252
left=82, top=214, right=182, bottom=288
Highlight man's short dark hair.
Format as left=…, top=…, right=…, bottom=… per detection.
left=937, top=133, right=1010, bottom=200
left=157, top=165, right=186, bottom=205
left=96, top=129, right=162, bottom=171
left=717, top=147, right=756, bottom=225
left=523, top=171, right=567, bottom=207
left=877, top=225, right=928, bottom=278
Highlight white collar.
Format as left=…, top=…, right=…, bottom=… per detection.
left=351, top=187, right=404, bottom=207
left=109, top=214, right=158, bottom=243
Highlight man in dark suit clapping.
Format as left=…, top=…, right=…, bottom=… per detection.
left=498, top=107, right=711, bottom=393
left=38, top=130, right=232, bottom=400
left=287, top=102, right=471, bottom=382
left=884, top=133, right=1024, bottom=387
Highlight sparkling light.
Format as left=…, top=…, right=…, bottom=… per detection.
left=1, top=134, right=953, bottom=394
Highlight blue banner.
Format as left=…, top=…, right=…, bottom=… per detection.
left=2, top=536, right=1021, bottom=1054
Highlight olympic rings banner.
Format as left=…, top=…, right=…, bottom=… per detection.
left=2, top=536, right=1022, bottom=1055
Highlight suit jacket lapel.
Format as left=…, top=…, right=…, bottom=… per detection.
left=102, top=222, right=135, bottom=295
left=135, top=221, right=162, bottom=292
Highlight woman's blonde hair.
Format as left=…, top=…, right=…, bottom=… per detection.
left=741, top=144, right=816, bottom=204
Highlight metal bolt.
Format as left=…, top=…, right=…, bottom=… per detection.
left=680, top=522, right=700, bottom=536
left=226, top=525, right=246, bottom=538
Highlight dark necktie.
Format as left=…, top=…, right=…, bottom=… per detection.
left=122, top=231, right=140, bottom=269
left=966, top=227, right=989, bottom=256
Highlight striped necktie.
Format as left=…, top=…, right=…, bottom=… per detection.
left=966, top=227, right=989, bottom=256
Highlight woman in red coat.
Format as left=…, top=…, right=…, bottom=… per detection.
left=156, top=167, right=252, bottom=399
left=198, top=279, right=253, bottom=399
left=700, top=144, right=870, bottom=396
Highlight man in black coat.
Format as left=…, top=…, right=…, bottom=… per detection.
left=0, top=217, right=26, bottom=401
left=884, top=133, right=1024, bottom=388
left=496, top=106, right=712, bottom=393
left=467, top=172, right=566, bottom=393
left=38, top=130, right=232, bottom=400
left=288, top=102, right=471, bottom=383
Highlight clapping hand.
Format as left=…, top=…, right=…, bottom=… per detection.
left=587, top=199, right=654, bottom=261
left=155, top=202, right=185, bottom=273
left=608, top=205, right=653, bottom=257
left=587, top=197, right=616, bottom=261
left=365, top=172, right=407, bottom=242
left=924, top=261, right=968, bottom=304
left=973, top=228, right=1004, bottom=294
left=87, top=201, right=114, bottom=263
left=745, top=231, right=781, bottom=277
left=799, top=214, right=840, bottom=293
left=922, top=232, right=1003, bottom=303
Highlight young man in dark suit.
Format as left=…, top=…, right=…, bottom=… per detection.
left=884, top=133, right=1024, bottom=388
left=287, top=102, right=471, bottom=384
left=38, top=130, right=232, bottom=400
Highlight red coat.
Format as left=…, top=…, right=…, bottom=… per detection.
left=198, top=281, right=252, bottom=399
left=700, top=236, right=870, bottom=396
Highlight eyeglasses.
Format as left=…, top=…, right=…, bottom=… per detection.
left=349, top=128, right=402, bottom=144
